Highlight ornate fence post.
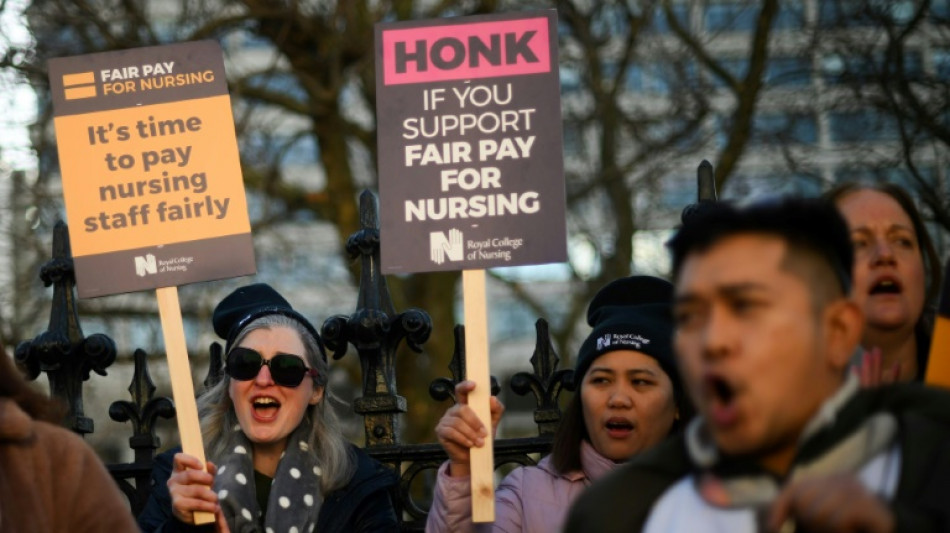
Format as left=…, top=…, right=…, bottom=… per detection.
left=321, top=190, right=432, bottom=447
left=510, top=319, right=574, bottom=436
left=108, top=348, right=176, bottom=511
left=681, top=160, right=719, bottom=223
left=14, top=221, right=118, bottom=435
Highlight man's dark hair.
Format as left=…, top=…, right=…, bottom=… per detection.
left=667, top=197, right=854, bottom=305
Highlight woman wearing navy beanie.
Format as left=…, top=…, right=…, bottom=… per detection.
left=138, top=283, right=398, bottom=532
left=426, top=276, right=692, bottom=532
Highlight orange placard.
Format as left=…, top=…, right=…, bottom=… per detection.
left=55, top=97, right=249, bottom=256
left=925, top=261, right=950, bottom=388
left=48, top=41, right=254, bottom=298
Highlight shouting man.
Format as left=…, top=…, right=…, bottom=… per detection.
left=565, top=197, right=950, bottom=532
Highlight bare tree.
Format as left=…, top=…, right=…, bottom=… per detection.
left=810, top=0, right=950, bottom=236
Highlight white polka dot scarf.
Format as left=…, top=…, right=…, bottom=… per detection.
left=214, top=418, right=323, bottom=533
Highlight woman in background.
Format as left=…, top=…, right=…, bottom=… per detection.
left=425, top=276, right=692, bottom=532
left=828, top=183, right=943, bottom=383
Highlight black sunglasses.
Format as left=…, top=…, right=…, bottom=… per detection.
left=225, top=347, right=317, bottom=388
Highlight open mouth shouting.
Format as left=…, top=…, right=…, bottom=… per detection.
left=704, top=373, right=740, bottom=429
left=605, top=417, right=635, bottom=439
left=868, top=275, right=902, bottom=297
left=251, top=395, right=282, bottom=421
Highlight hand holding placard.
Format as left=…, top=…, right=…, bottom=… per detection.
left=158, top=287, right=215, bottom=525
left=462, top=269, right=495, bottom=521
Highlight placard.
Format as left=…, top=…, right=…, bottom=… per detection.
left=376, top=10, right=566, bottom=274
left=925, top=260, right=950, bottom=387
left=49, top=40, right=254, bottom=297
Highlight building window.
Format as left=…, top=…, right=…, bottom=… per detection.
left=774, top=1, right=806, bottom=30
left=765, top=56, right=812, bottom=86
left=752, top=113, right=818, bottom=145
left=705, top=1, right=758, bottom=32
left=933, top=0, right=950, bottom=20
left=711, top=57, right=748, bottom=86
left=820, top=0, right=917, bottom=27
left=829, top=110, right=900, bottom=142
left=651, top=3, right=689, bottom=33
left=821, top=51, right=920, bottom=85
left=833, top=166, right=935, bottom=187
left=933, top=49, right=950, bottom=80
left=703, top=0, right=803, bottom=32
left=727, top=172, right=823, bottom=199
left=818, top=0, right=870, bottom=27
left=626, top=61, right=693, bottom=93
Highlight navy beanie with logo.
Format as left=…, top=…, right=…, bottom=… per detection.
left=574, top=276, right=677, bottom=389
left=212, top=283, right=326, bottom=359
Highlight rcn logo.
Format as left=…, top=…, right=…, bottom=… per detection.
left=430, top=229, right=464, bottom=265
left=134, top=254, right=157, bottom=277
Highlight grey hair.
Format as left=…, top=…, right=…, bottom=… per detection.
left=197, top=313, right=356, bottom=493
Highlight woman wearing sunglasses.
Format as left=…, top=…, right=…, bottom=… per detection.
left=137, top=283, right=398, bottom=532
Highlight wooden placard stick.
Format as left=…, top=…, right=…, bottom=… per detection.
left=157, top=286, right=215, bottom=525
left=462, top=269, right=495, bottom=522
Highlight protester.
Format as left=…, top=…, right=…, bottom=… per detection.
left=828, top=183, right=943, bottom=384
left=0, top=343, right=139, bottom=532
left=425, top=276, right=691, bottom=532
left=137, top=283, right=397, bottom=532
left=564, top=198, right=950, bottom=532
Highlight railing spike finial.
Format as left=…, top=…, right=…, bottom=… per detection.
left=14, top=220, right=117, bottom=435
left=697, top=159, right=718, bottom=203
left=510, top=319, right=574, bottom=435
left=681, top=160, right=720, bottom=223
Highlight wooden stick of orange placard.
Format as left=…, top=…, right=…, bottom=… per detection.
left=157, top=286, right=215, bottom=525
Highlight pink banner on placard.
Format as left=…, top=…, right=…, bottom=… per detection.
left=382, top=17, right=550, bottom=85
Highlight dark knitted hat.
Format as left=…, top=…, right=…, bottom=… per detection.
left=212, top=283, right=325, bottom=359
left=575, top=276, right=677, bottom=389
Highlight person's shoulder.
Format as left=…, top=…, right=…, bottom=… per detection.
left=498, top=455, right=568, bottom=486
left=27, top=415, right=99, bottom=465
left=505, top=454, right=559, bottom=478
left=564, top=434, right=692, bottom=533
left=320, top=446, right=398, bottom=533
left=153, top=446, right=182, bottom=473
left=861, top=383, right=950, bottom=421
left=347, top=444, right=397, bottom=489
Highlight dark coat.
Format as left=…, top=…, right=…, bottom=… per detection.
left=0, top=398, right=139, bottom=532
left=564, top=384, right=950, bottom=533
left=138, top=444, right=398, bottom=533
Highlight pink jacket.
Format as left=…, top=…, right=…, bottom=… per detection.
left=425, top=441, right=616, bottom=533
